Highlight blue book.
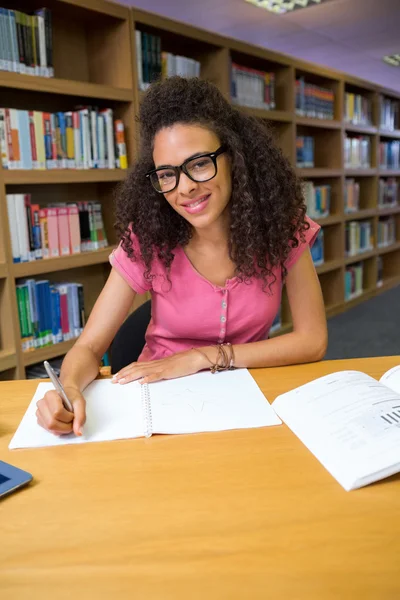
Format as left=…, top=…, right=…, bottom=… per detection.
left=35, top=281, right=47, bottom=346
left=50, top=286, right=61, bottom=344
left=17, top=110, right=33, bottom=170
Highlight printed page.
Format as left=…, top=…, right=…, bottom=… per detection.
left=150, top=369, right=281, bottom=435
left=9, top=380, right=144, bottom=449
left=380, top=365, right=400, bottom=395
left=272, top=371, right=400, bottom=491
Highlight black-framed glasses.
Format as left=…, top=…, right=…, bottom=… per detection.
left=146, top=145, right=227, bottom=193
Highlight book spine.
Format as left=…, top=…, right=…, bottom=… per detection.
left=6, top=194, right=20, bottom=262
left=0, top=108, right=9, bottom=169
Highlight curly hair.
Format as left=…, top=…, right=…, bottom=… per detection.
left=115, top=76, right=309, bottom=289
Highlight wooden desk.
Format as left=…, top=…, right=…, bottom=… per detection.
left=1, top=356, right=400, bottom=599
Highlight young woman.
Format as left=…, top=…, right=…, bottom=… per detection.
left=36, top=76, right=327, bottom=436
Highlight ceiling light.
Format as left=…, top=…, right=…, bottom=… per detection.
left=383, top=55, right=400, bottom=67
left=245, top=0, right=330, bottom=14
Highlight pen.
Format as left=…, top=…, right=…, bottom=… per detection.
left=43, top=360, right=74, bottom=413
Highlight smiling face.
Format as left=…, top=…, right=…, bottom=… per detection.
left=152, top=124, right=232, bottom=232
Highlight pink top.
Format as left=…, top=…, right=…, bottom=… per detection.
left=109, top=216, right=320, bottom=362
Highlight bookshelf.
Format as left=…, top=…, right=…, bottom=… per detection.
left=0, top=0, right=147, bottom=379
left=130, top=6, right=400, bottom=337
left=1, top=2, right=399, bottom=379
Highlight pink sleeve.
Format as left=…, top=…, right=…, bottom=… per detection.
left=284, top=216, right=321, bottom=271
left=109, top=230, right=152, bottom=294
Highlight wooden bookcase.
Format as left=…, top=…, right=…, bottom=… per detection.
left=1, top=2, right=400, bottom=379
left=131, top=7, right=400, bottom=335
left=0, top=0, right=148, bottom=379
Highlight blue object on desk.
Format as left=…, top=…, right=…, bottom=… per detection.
left=0, top=460, right=33, bottom=499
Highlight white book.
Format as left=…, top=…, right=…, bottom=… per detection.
left=9, top=369, right=281, bottom=449
left=6, top=194, right=20, bottom=262
left=272, top=365, right=400, bottom=491
left=36, top=14, right=47, bottom=77
left=14, top=194, right=30, bottom=262
left=135, top=30, right=143, bottom=91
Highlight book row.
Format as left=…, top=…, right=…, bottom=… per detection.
left=379, top=97, right=400, bottom=132
left=231, top=63, right=276, bottom=110
left=16, top=279, right=85, bottom=353
left=379, top=141, right=400, bottom=170
left=311, top=229, right=324, bottom=267
left=377, top=216, right=396, bottom=247
left=296, top=136, right=314, bottom=168
left=344, top=179, right=361, bottom=213
left=345, top=221, right=373, bottom=256
left=344, top=92, right=372, bottom=126
left=379, top=178, right=399, bottom=208
left=345, top=263, right=364, bottom=301
left=0, top=6, right=53, bottom=77
left=295, top=78, right=335, bottom=120
left=344, top=136, right=371, bottom=169
left=302, top=182, right=330, bottom=219
left=135, top=31, right=201, bottom=91
left=0, top=108, right=127, bottom=170
left=6, top=195, right=108, bottom=264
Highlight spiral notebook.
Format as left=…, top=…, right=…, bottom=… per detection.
left=9, top=369, right=281, bottom=449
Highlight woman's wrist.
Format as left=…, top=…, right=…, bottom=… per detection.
left=191, top=346, right=218, bottom=370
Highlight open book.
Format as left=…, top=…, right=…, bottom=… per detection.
left=272, top=365, right=400, bottom=491
left=9, top=369, right=281, bottom=449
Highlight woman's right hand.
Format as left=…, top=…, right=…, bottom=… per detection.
left=36, top=386, right=86, bottom=436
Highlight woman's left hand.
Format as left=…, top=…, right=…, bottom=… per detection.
left=111, top=348, right=210, bottom=385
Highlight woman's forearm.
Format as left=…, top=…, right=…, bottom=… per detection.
left=60, top=342, right=101, bottom=392
left=200, top=330, right=327, bottom=370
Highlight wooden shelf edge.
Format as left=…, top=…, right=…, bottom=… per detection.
left=12, top=247, right=115, bottom=278
left=316, top=259, right=343, bottom=275
left=344, top=209, right=377, bottom=221
left=0, top=349, right=17, bottom=372
left=378, top=169, right=400, bottom=177
left=345, top=249, right=376, bottom=265
left=377, top=241, right=400, bottom=255
left=0, top=263, right=7, bottom=278
left=378, top=205, right=400, bottom=216
left=296, top=116, right=342, bottom=130
left=23, top=339, right=77, bottom=367
left=344, top=169, right=377, bottom=176
left=379, top=129, right=400, bottom=139
left=2, top=169, right=127, bottom=185
left=297, top=168, right=342, bottom=178
left=235, top=106, right=293, bottom=122
left=344, top=123, right=377, bottom=135
left=315, top=215, right=342, bottom=226
left=377, top=276, right=400, bottom=293
left=0, top=71, right=133, bottom=102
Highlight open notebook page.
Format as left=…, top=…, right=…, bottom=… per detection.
left=272, top=370, right=400, bottom=491
left=150, top=369, right=281, bottom=434
left=9, top=369, right=280, bottom=450
left=380, top=365, right=400, bottom=394
left=9, top=380, right=144, bottom=449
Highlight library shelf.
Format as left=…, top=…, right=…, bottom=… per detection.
left=22, top=339, right=77, bottom=367
left=377, top=241, right=400, bottom=255
left=344, top=123, right=378, bottom=135
left=316, top=259, right=343, bottom=275
left=3, top=170, right=127, bottom=186
left=239, top=107, right=292, bottom=122
left=295, top=116, right=342, bottom=129
left=344, top=208, right=377, bottom=221
left=378, top=170, right=400, bottom=177
left=344, top=169, right=378, bottom=176
left=0, top=72, right=133, bottom=102
left=297, top=168, right=343, bottom=178
left=315, top=215, right=342, bottom=226
left=378, top=275, right=400, bottom=292
left=0, top=349, right=17, bottom=372
left=378, top=129, right=400, bottom=139
left=377, top=205, right=400, bottom=216
left=344, top=249, right=376, bottom=265
left=12, top=247, right=115, bottom=278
